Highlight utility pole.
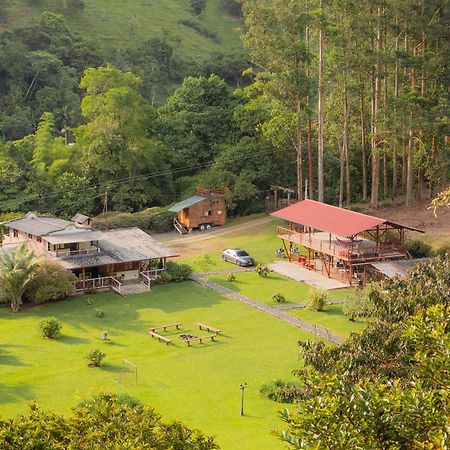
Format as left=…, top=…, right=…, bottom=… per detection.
left=240, top=383, right=247, bottom=416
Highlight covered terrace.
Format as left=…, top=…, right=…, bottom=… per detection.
left=271, top=200, right=423, bottom=285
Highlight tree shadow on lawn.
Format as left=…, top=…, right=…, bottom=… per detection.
left=0, top=348, right=30, bottom=366
left=58, top=335, right=89, bottom=345
left=0, top=383, right=35, bottom=405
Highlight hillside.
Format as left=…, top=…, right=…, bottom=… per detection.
left=0, top=0, right=243, bottom=59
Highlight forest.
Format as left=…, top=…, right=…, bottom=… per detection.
left=0, top=0, right=448, bottom=220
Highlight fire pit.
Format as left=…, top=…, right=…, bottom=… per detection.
left=179, top=334, right=196, bottom=341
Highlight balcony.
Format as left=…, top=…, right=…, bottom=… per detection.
left=49, top=246, right=100, bottom=258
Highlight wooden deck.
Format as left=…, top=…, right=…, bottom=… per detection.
left=277, top=227, right=406, bottom=263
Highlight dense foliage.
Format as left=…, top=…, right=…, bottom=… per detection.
left=38, top=317, right=62, bottom=339
left=277, top=254, right=450, bottom=448
left=0, top=393, right=218, bottom=449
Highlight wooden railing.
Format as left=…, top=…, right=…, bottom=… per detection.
left=51, top=247, right=100, bottom=257
left=174, top=218, right=188, bottom=235
left=277, top=226, right=406, bottom=262
left=74, top=276, right=122, bottom=294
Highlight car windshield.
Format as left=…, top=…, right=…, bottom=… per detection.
left=235, top=250, right=250, bottom=257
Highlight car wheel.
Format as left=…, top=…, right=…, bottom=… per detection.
left=199, top=224, right=206, bottom=231
left=206, top=224, right=212, bottom=230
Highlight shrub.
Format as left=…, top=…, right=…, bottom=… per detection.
left=39, top=317, right=62, bottom=339
left=227, top=273, right=236, bottom=282
left=255, top=264, right=269, bottom=277
left=86, top=299, right=94, bottom=306
left=86, top=349, right=106, bottom=367
left=435, top=242, right=450, bottom=257
left=96, top=308, right=104, bottom=318
left=272, top=293, right=286, bottom=303
left=260, top=379, right=304, bottom=403
left=24, top=261, right=77, bottom=304
left=308, top=288, right=328, bottom=312
left=407, top=239, right=433, bottom=258
left=178, top=19, right=221, bottom=43
left=157, top=271, right=173, bottom=284
left=165, top=261, right=192, bottom=282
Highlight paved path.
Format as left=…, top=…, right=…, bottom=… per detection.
left=268, top=260, right=349, bottom=290
left=190, top=274, right=344, bottom=345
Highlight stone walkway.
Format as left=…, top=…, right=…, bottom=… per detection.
left=267, top=260, right=349, bottom=290
left=190, top=274, right=344, bottom=345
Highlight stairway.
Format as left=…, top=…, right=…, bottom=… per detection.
left=174, top=218, right=188, bottom=234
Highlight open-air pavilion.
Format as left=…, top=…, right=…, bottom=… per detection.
left=271, top=200, right=424, bottom=286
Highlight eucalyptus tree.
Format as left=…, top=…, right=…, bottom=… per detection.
left=242, top=0, right=311, bottom=201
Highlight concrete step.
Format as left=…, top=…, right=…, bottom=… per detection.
left=120, top=283, right=151, bottom=296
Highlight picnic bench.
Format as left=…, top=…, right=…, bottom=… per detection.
left=185, top=334, right=216, bottom=346
left=197, top=323, right=221, bottom=335
left=149, top=323, right=181, bottom=333
left=149, top=331, right=172, bottom=345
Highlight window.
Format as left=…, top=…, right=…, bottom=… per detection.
left=218, top=210, right=222, bottom=215
left=204, top=210, right=212, bottom=216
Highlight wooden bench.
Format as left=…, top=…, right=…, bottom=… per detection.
left=149, top=331, right=172, bottom=345
left=149, top=323, right=181, bottom=333
left=197, top=323, right=221, bottom=335
left=185, top=334, right=216, bottom=347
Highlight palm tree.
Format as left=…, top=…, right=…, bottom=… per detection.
left=0, top=244, right=41, bottom=312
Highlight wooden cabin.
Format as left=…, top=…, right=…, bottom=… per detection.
left=169, top=188, right=227, bottom=234
left=271, top=200, right=424, bottom=286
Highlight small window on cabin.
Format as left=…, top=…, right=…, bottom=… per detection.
left=28, top=234, right=32, bottom=239
left=37, top=237, right=41, bottom=243
left=218, top=210, right=222, bottom=215
left=13, top=229, right=18, bottom=238
left=204, top=210, right=212, bottom=216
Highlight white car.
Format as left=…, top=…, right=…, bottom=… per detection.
left=222, top=249, right=255, bottom=267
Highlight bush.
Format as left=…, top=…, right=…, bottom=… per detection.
left=39, top=317, right=62, bottom=339
left=260, top=379, right=304, bottom=403
left=227, top=273, right=236, bottom=282
left=165, top=261, right=193, bottom=282
left=86, top=349, right=106, bottom=367
left=220, top=0, right=242, bottom=17
left=435, top=242, right=450, bottom=257
left=343, top=289, right=374, bottom=321
left=407, top=239, right=433, bottom=258
left=178, top=19, right=221, bottom=43
left=96, top=308, right=104, bottom=318
left=256, top=264, right=269, bottom=277
left=272, top=293, right=286, bottom=303
left=308, top=288, right=328, bottom=312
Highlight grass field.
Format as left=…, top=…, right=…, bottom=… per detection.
left=1, top=0, right=243, bottom=59
left=205, top=271, right=365, bottom=338
left=0, top=282, right=318, bottom=450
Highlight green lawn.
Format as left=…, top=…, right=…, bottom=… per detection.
left=0, top=282, right=316, bottom=450
left=179, top=217, right=291, bottom=272
left=2, top=0, right=243, bottom=59
left=205, top=272, right=365, bottom=338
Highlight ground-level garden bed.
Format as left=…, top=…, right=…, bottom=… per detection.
left=0, top=281, right=316, bottom=450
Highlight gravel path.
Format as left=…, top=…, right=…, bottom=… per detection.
left=190, top=274, right=344, bottom=345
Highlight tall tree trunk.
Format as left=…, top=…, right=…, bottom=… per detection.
left=343, top=82, right=351, bottom=204
left=317, top=0, right=325, bottom=202
left=406, top=40, right=416, bottom=206
left=370, top=7, right=382, bottom=209
left=393, top=25, right=399, bottom=197
left=402, top=137, right=407, bottom=192
left=360, top=91, right=368, bottom=200
left=296, top=94, right=303, bottom=201
left=306, top=24, right=314, bottom=200
left=339, top=137, right=345, bottom=208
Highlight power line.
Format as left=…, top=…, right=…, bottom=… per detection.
left=0, top=145, right=295, bottom=210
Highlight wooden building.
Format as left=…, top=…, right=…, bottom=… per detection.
left=169, top=188, right=226, bottom=234
left=271, top=200, right=424, bottom=286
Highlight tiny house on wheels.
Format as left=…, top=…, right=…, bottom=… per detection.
left=169, top=188, right=227, bottom=234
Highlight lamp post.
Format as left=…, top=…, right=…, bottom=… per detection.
left=240, top=383, right=247, bottom=416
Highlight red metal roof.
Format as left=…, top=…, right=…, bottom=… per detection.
left=271, top=200, right=388, bottom=237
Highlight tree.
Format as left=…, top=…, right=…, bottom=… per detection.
left=191, top=0, right=206, bottom=16
left=25, top=261, right=77, bottom=304
left=242, top=0, right=311, bottom=201
left=0, top=243, right=40, bottom=312
left=0, top=393, right=218, bottom=449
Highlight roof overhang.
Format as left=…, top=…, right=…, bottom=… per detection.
left=271, top=200, right=424, bottom=238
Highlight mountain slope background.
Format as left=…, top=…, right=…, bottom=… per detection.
left=0, top=0, right=243, bottom=59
